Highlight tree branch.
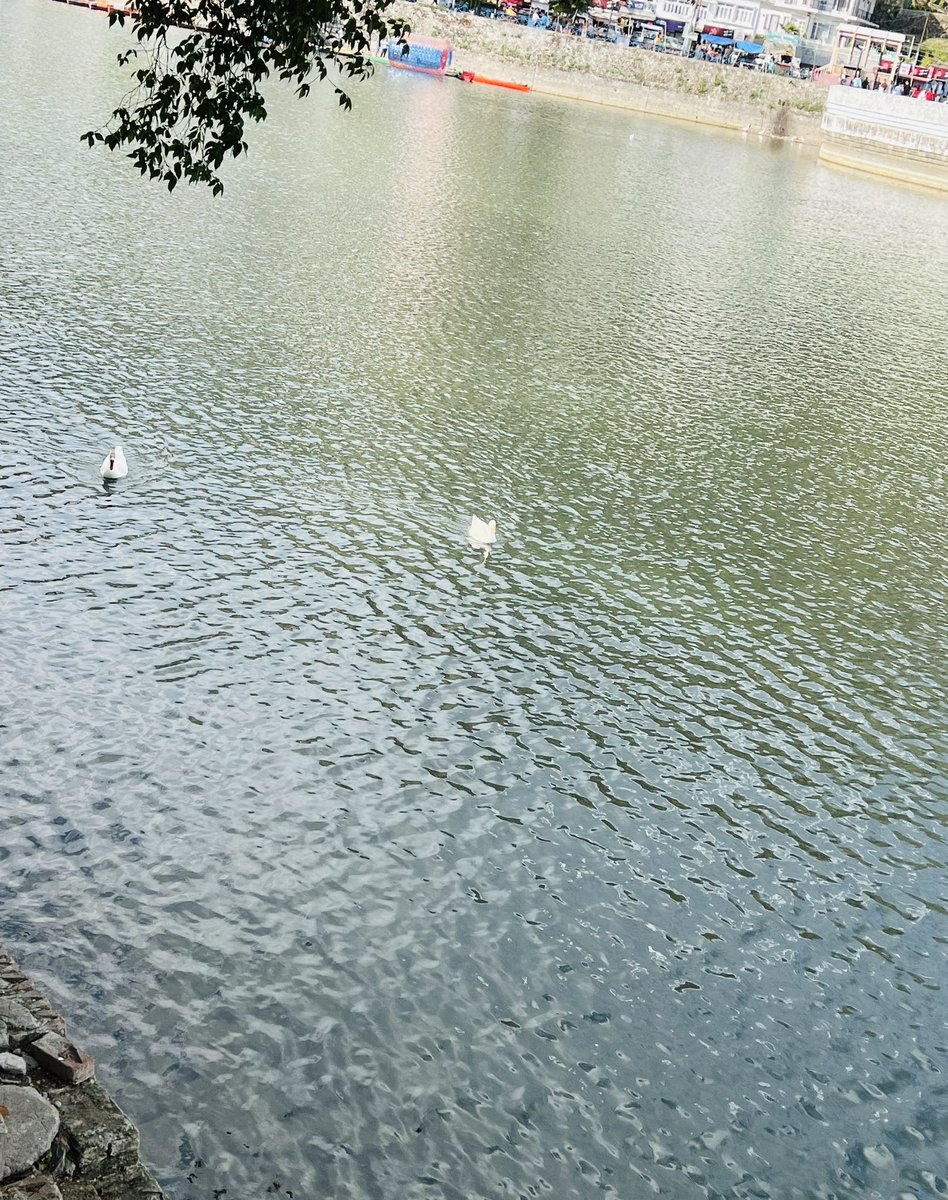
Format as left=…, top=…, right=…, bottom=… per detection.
left=83, top=0, right=410, bottom=193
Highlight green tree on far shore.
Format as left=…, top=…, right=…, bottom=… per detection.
left=549, top=0, right=588, bottom=20
left=872, top=0, right=902, bottom=24
left=83, top=0, right=409, bottom=195
left=873, top=0, right=948, bottom=27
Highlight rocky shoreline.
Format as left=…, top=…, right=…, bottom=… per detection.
left=393, top=1, right=827, bottom=143
left=0, top=946, right=163, bottom=1200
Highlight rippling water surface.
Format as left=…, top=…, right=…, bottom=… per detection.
left=2, top=3, right=948, bottom=1197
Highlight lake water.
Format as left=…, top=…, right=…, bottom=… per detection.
left=2, top=3, right=947, bottom=1198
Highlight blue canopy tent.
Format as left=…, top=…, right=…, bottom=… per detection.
left=702, top=33, right=733, bottom=46
left=736, top=39, right=763, bottom=54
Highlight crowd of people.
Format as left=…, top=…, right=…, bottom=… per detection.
left=840, top=74, right=947, bottom=100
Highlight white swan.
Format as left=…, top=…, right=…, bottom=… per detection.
left=467, top=515, right=497, bottom=561
left=100, top=447, right=128, bottom=479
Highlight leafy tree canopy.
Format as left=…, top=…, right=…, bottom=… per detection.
left=872, top=0, right=902, bottom=22
left=920, top=34, right=948, bottom=60
left=548, top=0, right=588, bottom=19
left=84, top=0, right=409, bottom=194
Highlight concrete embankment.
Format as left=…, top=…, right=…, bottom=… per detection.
left=393, top=1, right=826, bottom=143
left=0, top=945, right=164, bottom=1200
left=821, top=84, right=948, bottom=193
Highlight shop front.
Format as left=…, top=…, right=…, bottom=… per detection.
left=909, top=64, right=948, bottom=99
left=700, top=24, right=734, bottom=50
left=655, top=17, right=685, bottom=47
left=734, top=38, right=764, bottom=65
left=762, top=31, right=799, bottom=74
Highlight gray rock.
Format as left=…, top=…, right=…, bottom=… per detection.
left=0, top=1085, right=60, bottom=1183
left=55, top=1082, right=140, bottom=1177
left=0, top=1054, right=26, bottom=1077
left=0, top=1174, right=63, bottom=1200
left=0, top=1004, right=41, bottom=1047
left=101, top=1169, right=166, bottom=1198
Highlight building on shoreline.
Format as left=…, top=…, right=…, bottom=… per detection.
left=635, top=0, right=885, bottom=65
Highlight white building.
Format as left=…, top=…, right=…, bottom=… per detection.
left=643, top=0, right=880, bottom=63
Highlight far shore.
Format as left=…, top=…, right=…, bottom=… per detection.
left=389, top=1, right=828, bottom=143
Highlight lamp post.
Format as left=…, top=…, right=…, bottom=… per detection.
left=683, top=0, right=700, bottom=55
left=914, top=10, right=930, bottom=69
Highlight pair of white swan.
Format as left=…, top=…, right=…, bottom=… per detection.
left=100, top=447, right=128, bottom=480
left=99, top=449, right=496, bottom=559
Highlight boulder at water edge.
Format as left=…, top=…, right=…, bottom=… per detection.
left=0, top=1085, right=60, bottom=1183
